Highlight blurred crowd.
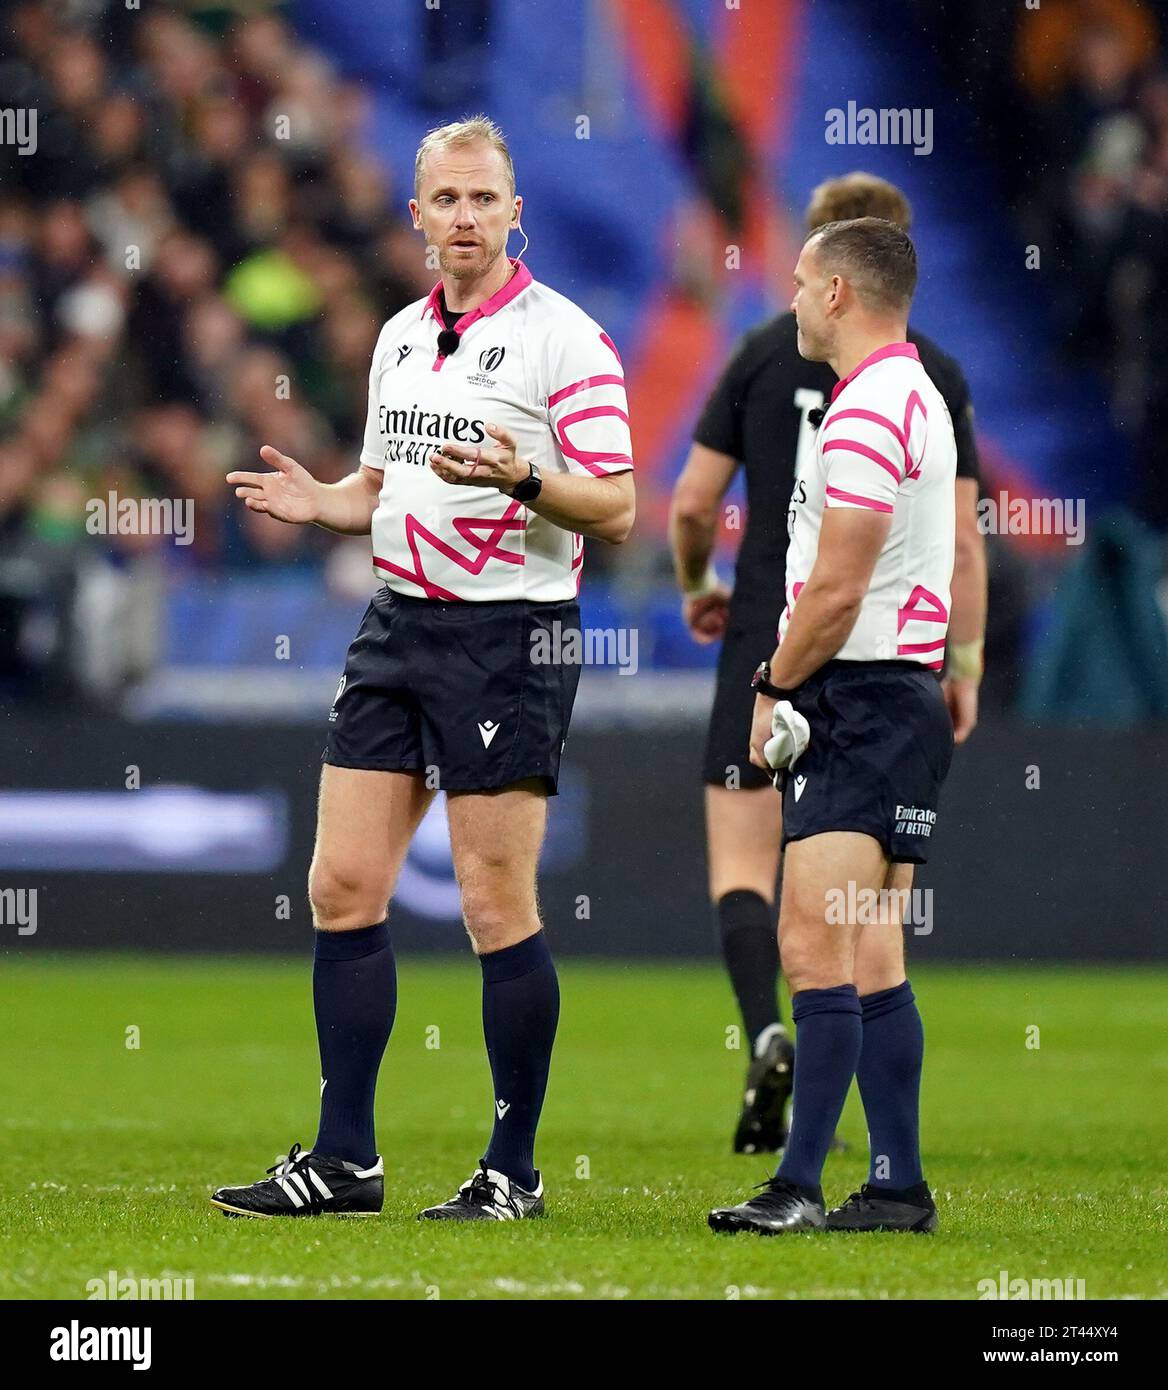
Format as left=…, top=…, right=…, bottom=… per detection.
left=1019, top=0, right=1168, bottom=531
left=6, top=0, right=1166, bottom=710
left=0, top=0, right=430, bottom=591
left=922, top=0, right=1168, bottom=532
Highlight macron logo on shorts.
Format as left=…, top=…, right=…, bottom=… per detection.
left=478, top=720, right=500, bottom=749
left=793, top=774, right=808, bottom=801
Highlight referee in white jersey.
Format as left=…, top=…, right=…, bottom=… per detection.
left=211, top=117, right=635, bottom=1223
left=709, top=218, right=955, bottom=1236
left=671, top=174, right=985, bottom=1159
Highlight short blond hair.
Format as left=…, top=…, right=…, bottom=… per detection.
left=414, top=115, right=515, bottom=196
left=805, top=172, right=912, bottom=233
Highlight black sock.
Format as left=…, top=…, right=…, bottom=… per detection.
left=776, top=984, right=863, bottom=1195
left=480, top=931, right=559, bottom=1190
left=856, top=980, right=925, bottom=1190
left=716, top=889, right=781, bottom=1048
left=311, top=920, right=395, bottom=1169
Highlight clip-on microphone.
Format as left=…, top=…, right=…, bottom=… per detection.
left=433, top=211, right=527, bottom=358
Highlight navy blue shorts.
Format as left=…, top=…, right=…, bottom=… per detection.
left=702, top=614, right=780, bottom=790
left=779, top=660, right=954, bottom=865
left=323, top=587, right=582, bottom=794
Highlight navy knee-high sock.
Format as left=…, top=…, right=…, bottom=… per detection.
left=776, top=984, right=863, bottom=1195
left=480, top=931, right=559, bottom=1190
left=716, top=889, right=782, bottom=1049
left=856, top=980, right=925, bottom=1190
left=312, top=920, right=396, bottom=1168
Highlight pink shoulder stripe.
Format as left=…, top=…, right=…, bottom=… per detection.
left=824, top=484, right=893, bottom=514
left=823, top=438, right=902, bottom=484
left=547, top=374, right=626, bottom=409
left=828, top=407, right=906, bottom=445
left=828, top=408, right=909, bottom=476
left=599, top=331, right=622, bottom=365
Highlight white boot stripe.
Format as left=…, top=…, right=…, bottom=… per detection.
left=277, top=1176, right=303, bottom=1208
left=307, top=1168, right=333, bottom=1200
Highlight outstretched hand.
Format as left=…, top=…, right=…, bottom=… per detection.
left=227, top=446, right=321, bottom=525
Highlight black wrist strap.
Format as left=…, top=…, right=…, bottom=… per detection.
left=509, top=461, right=540, bottom=500
left=755, top=678, right=795, bottom=701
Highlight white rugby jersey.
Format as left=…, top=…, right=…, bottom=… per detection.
left=359, top=259, right=633, bottom=602
left=779, top=342, right=956, bottom=668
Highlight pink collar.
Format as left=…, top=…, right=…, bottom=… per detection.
left=830, top=341, right=919, bottom=402
left=421, top=258, right=533, bottom=334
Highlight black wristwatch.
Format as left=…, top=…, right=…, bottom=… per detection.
left=509, top=460, right=543, bottom=503
left=751, top=660, right=794, bottom=701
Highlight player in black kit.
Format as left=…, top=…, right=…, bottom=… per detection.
left=669, top=173, right=987, bottom=1154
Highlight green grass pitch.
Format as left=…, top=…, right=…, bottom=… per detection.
left=2, top=955, right=1165, bottom=1300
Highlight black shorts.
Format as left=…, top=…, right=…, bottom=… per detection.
left=702, top=614, right=780, bottom=790
left=779, top=660, right=954, bottom=865
left=323, top=587, right=582, bottom=795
